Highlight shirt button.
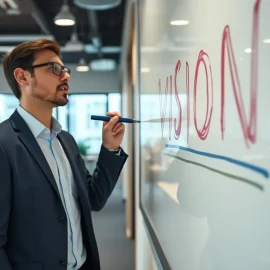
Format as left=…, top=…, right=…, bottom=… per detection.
left=59, top=258, right=66, bottom=265
left=59, top=216, right=66, bottom=222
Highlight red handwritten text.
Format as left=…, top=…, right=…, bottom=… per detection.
left=159, top=0, right=261, bottom=147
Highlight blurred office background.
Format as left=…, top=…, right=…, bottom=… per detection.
left=0, top=0, right=136, bottom=269
left=1, top=1, right=266, bottom=270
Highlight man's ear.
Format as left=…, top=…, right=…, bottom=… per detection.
left=14, top=68, right=30, bottom=87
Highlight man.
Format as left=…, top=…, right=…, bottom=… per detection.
left=0, top=39, right=128, bottom=270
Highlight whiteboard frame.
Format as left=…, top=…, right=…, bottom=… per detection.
left=137, top=0, right=171, bottom=269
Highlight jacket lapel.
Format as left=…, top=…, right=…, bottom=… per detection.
left=9, top=110, right=61, bottom=199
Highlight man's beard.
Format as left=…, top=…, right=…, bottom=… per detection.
left=51, top=90, right=68, bottom=107
left=31, top=80, right=68, bottom=107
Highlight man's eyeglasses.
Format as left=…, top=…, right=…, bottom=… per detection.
left=28, top=62, right=71, bottom=76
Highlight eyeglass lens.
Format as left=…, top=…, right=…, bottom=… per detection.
left=52, top=63, right=70, bottom=75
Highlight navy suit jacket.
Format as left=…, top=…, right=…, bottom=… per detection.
left=0, top=110, right=128, bottom=270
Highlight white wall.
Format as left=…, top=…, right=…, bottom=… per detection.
left=0, top=63, right=120, bottom=94
left=119, top=0, right=135, bottom=232
left=120, top=0, right=159, bottom=269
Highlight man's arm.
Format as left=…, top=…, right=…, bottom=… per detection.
left=79, top=144, right=128, bottom=211
left=74, top=111, right=127, bottom=210
left=0, top=144, right=12, bottom=270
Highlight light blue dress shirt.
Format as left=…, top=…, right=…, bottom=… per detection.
left=17, top=105, right=86, bottom=270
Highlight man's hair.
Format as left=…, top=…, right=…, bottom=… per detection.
left=2, top=39, right=61, bottom=99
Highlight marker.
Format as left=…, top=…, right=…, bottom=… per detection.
left=91, top=115, right=140, bottom=123
left=90, top=115, right=171, bottom=123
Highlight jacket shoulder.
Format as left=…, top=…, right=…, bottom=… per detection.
left=0, top=119, right=14, bottom=144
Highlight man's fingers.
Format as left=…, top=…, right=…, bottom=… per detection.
left=113, top=123, right=125, bottom=135
left=106, top=111, right=122, bottom=117
left=104, top=115, right=119, bottom=130
left=112, top=122, right=122, bottom=133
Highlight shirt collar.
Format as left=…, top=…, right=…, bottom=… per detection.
left=16, top=105, right=62, bottom=139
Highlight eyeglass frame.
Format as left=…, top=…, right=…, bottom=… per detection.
left=26, top=62, right=71, bottom=76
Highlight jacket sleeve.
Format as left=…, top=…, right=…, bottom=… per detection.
left=78, top=144, right=128, bottom=211
left=0, top=143, right=12, bottom=270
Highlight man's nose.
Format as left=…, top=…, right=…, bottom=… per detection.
left=61, top=71, right=71, bottom=81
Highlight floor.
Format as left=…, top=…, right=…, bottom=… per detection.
left=91, top=185, right=134, bottom=270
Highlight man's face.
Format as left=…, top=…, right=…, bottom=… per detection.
left=27, top=49, right=71, bottom=107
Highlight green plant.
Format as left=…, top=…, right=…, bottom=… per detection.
left=77, top=140, right=91, bottom=156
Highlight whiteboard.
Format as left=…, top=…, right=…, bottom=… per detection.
left=138, top=0, right=270, bottom=269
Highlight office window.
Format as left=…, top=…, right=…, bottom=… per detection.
left=0, top=94, right=19, bottom=122
left=68, top=93, right=121, bottom=155
left=57, top=106, right=68, bottom=131
left=0, top=94, right=63, bottom=125
left=0, top=93, right=121, bottom=155
left=108, top=93, right=121, bottom=112
left=69, top=94, right=108, bottom=155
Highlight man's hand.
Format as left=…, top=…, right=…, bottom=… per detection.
left=102, top=111, right=125, bottom=150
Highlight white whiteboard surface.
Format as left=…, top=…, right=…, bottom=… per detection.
left=139, top=0, right=270, bottom=269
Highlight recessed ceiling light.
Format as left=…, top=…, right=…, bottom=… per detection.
left=170, top=20, right=189, bottom=26
left=76, top=58, right=89, bottom=72
left=244, top=48, right=252, bottom=53
left=141, top=67, right=150, bottom=73
left=76, top=66, right=89, bottom=72
left=90, top=59, right=116, bottom=71
left=54, top=4, right=76, bottom=26
left=263, top=39, right=270, bottom=44
left=62, top=32, right=84, bottom=52
left=55, top=19, right=75, bottom=26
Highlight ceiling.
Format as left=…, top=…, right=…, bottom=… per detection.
left=0, top=0, right=126, bottom=65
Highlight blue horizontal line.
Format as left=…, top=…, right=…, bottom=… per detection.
left=165, top=144, right=269, bottom=179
